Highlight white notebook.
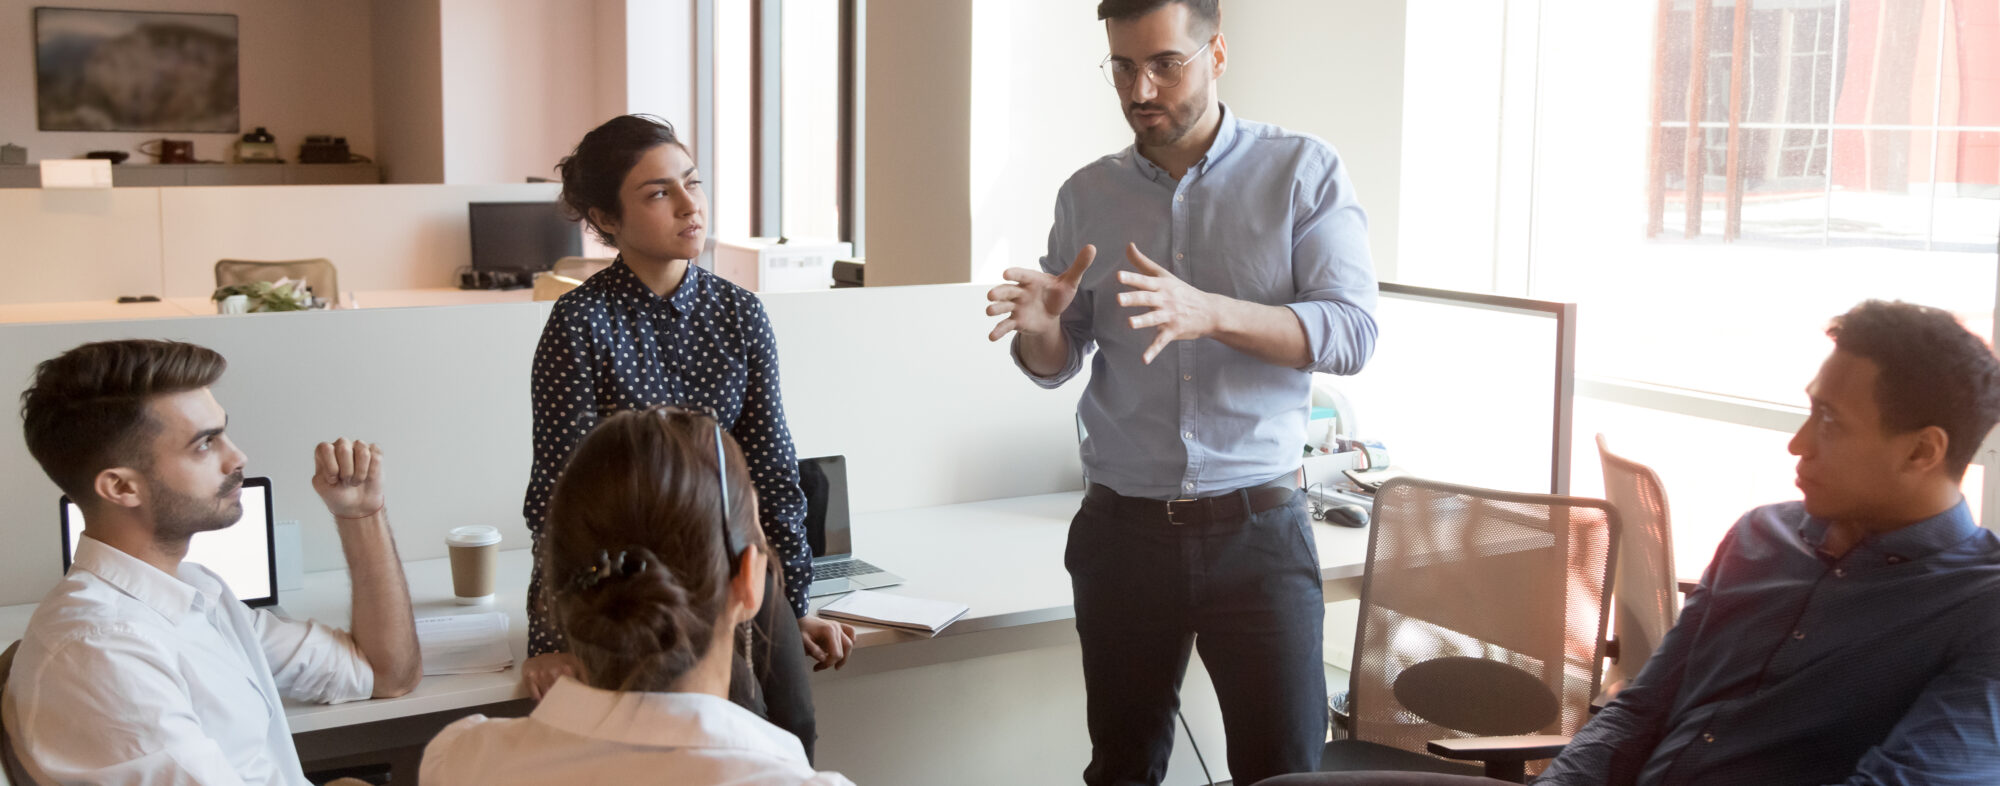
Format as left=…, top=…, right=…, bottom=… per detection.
left=819, top=589, right=969, bottom=635
left=416, top=612, right=515, bottom=675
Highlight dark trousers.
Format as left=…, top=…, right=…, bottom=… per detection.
left=730, top=568, right=819, bottom=761
left=1067, top=487, right=1328, bottom=786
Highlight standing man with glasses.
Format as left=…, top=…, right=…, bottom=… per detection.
left=984, top=1, right=1377, bottom=783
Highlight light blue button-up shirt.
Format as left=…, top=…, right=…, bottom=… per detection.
left=1018, top=104, right=1378, bottom=500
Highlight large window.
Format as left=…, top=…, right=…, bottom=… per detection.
left=1399, top=0, right=1999, bottom=576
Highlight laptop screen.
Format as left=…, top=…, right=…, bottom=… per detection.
left=61, top=477, right=279, bottom=607
left=799, top=456, right=850, bottom=559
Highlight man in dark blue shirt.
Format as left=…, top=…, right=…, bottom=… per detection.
left=1537, top=300, right=2000, bottom=785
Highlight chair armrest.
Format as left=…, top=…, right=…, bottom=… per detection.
left=1677, top=580, right=1699, bottom=595
left=1426, top=734, right=1571, bottom=763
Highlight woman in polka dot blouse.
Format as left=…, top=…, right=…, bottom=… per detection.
left=521, top=115, right=853, bottom=757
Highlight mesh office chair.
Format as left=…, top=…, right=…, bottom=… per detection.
left=1320, top=477, right=1621, bottom=783
left=1, top=640, right=27, bottom=786
left=1595, top=434, right=1680, bottom=688
left=215, top=259, right=340, bottom=305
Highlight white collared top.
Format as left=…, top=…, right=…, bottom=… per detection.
left=2, top=535, right=373, bottom=785
left=420, top=677, right=856, bottom=786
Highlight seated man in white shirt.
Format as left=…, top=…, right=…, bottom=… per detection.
left=420, top=406, right=852, bottom=785
left=3, top=339, right=422, bottom=785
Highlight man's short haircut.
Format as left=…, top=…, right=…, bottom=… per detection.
left=20, top=340, right=228, bottom=502
left=1097, top=0, right=1220, bottom=37
left=1827, top=300, right=2000, bottom=479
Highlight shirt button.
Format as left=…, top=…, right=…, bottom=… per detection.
left=1792, top=630, right=1806, bottom=640
left=1176, top=194, right=1185, bottom=202
left=1703, top=733, right=1716, bottom=743
left=1175, top=253, right=1184, bottom=260
left=1184, top=482, right=1194, bottom=491
left=1183, top=431, right=1195, bottom=439
left=1834, top=568, right=1847, bottom=578
left=1184, top=375, right=1192, bottom=381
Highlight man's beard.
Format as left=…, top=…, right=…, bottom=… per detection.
left=1126, top=90, right=1206, bottom=149
left=153, top=470, right=245, bottom=544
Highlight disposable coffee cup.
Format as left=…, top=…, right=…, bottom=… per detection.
left=446, top=525, right=502, bottom=605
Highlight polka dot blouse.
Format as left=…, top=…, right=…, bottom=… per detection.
left=523, top=259, right=810, bottom=658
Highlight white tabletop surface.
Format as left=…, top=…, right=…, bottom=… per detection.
left=0, top=490, right=1373, bottom=734
left=0, top=289, right=535, bottom=326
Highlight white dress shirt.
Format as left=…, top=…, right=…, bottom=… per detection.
left=420, top=677, right=855, bottom=786
left=1, top=535, right=373, bottom=786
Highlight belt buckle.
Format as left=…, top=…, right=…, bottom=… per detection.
left=1165, top=498, right=1199, bottom=526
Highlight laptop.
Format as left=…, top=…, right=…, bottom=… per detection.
left=61, top=476, right=281, bottom=610
left=801, top=455, right=903, bottom=598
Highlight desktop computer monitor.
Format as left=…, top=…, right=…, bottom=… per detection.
left=1323, top=283, right=1576, bottom=495
left=60, top=477, right=279, bottom=607
left=468, top=201, right=582, bottom=273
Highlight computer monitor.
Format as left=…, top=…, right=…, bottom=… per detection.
left=468, top=201, right=582, bottom=272
left=60, top=477, right=279, bottom=607
left=1324, top=283, right=1576, bottom=495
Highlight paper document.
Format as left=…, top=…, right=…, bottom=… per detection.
left=416, top=612, right=514, bottom=675
left=819, top=590, right=969, bottom=635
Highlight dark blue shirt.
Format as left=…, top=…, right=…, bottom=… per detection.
left=523, top=260, right=808, bottom=657
left=1537, top=500, right=2000, bottom=785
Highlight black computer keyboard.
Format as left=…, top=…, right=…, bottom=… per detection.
left=816, top=559, right=885, bottom=579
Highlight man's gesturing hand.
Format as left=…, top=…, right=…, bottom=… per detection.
left=312, top=438, right=386, bottom=520
left=1116, top=243, right=1220, bottom=364
left=986, top=245, right=1097, bottom=342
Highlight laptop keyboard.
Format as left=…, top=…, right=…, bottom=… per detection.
left=817, top=559, right=886, bottom=579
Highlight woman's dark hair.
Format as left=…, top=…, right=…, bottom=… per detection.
left=540, top=406, right=764, bottom=692
left=20, top=340, right=228, bottom=503
left=556, top=114, right=686, bottom=248
left=1828, top=299, right=2000, bottom=480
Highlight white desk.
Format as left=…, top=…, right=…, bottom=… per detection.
left=0, top=490, right=1369, bottom=732
left=0, top=289, right=535, bottom=326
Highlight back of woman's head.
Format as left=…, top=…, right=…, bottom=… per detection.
left=541, top=406, right=759, bottom=692
left=556, top=114, right=684, bottom=247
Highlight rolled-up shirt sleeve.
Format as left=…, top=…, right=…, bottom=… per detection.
left=1285, top=145, right=1378, bottom=376
left=257, top=610, right=374, bottom=705
left=1013, top=184, right=1096, bottom=388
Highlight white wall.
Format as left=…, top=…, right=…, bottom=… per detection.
left=862, top=0, right=975, bottom=286
left=1224, top=0, right=1407, bottom=282
left=0, top=182, right=562, bottom=304
left=439, top=0, right=603, bottom=185
left=0, top=0, right=377, bottom=167
left=0, top=283, right=1085, bottom=606
left=370, top=0, right=446, bottom=184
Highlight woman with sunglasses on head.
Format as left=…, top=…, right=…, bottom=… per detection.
left=519, top=115, right=852, bottom=755
left=425, top=408, right=855, bottom=784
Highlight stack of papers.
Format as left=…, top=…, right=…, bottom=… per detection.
left=819, top=590, right=969, bottom=635
left=416, top=612, right=514, bottom=675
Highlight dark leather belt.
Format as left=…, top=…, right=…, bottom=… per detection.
left=1086, top=473, right=1300, bottom=527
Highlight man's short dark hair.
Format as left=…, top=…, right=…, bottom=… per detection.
left=1097, top=0, right=1220, bottom=37
left=20, top=340, right=228, bottom=502
left=1828, top=300, right=2000, bottom=479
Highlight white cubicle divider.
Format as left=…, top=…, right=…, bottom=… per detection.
left=0, top=182, right=562, bottom=306
left=0, top=283, right=1088, bottom=607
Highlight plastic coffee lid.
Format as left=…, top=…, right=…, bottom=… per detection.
left=447, top=525, right=502, bottom=547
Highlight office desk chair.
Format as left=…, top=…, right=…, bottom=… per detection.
left=215, top=259, right=340, bottom=305
left=1319, top=477, right=1620, bottom=783
left=1595, top=435, right=1680, bottom=692
left=1, top=640, right=27, bottom=786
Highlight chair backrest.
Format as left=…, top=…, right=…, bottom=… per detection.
left=214, top=259, right=340, bottom=304
left=1, top=639, right=26, bottom=786
left=1349, top=477, right=1620, bottom=766
left=552, top=256, right=614, bottom=281
left=1595, top=434, right=1679, bottom=684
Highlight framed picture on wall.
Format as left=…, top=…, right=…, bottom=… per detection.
left=33, top=7, right=240, bottom=133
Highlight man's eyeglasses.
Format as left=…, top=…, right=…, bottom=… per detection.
left=1100, top=38, right=1214, bottom=91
